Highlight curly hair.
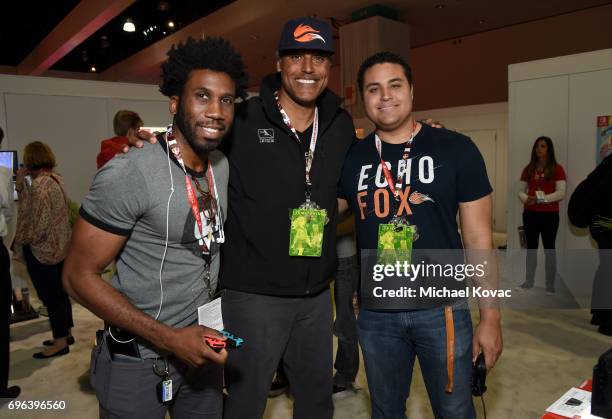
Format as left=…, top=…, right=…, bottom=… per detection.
left=159, top=36, right=248, bottom=99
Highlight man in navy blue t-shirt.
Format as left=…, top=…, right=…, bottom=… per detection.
left=338, top=52, right=503, bottom=419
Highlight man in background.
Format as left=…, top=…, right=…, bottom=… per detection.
left=569, top=153, right=612, bottom=336
left=0, top=126, right=20, bottom=399
left=332, top=210, right=360, bottom=396
left=96, top=110, right=143, bottom=169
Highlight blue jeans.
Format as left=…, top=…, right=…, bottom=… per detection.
left=357, top=303, right=475, bottom=419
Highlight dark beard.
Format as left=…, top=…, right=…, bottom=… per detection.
left=174, top=100, right=219, bottom=155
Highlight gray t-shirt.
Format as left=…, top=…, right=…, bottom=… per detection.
left=81, top=140, right=228, bottom=358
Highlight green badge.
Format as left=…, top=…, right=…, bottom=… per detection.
left=377, top=223, right=414, bottom=265
left=289, top=208, right=326, bottom=257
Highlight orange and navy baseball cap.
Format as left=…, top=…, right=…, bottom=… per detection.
left=277, top=17, right=334, bottom=55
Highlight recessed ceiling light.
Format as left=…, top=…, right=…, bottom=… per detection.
left=167, top=21, right=175, bottom=28
left=90, top=66, right=96, bottom=72
left=100, top=35, right=110, bottom=48
left=123, top=18, right=136, bottom=32
left=478, top=19, right=486, bottom=24
left=434, top=4, right=446, bottom=9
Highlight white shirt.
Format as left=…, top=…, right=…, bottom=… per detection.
left=0, top=166, right=12, bottom=237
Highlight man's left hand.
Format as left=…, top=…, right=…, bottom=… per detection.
left=472, top=317, right=503, bottom=371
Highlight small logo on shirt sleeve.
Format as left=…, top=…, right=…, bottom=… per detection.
left=258, top=128, right=275, bottom=143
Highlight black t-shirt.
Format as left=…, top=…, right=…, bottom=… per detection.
left=296, top=125, right=313, bottom=154
left=339, top=123, right=492, bottom=251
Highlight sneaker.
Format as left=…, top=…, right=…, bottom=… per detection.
left=0, top=385, right=20, bottom=398
left=333, top=384, right=347, bottom=394
left=598, top=326, right=612, bottom=337
left=545, top=287, right=555, bottom=296
left=517, top=281, right=533, bottom=290
left=332, top=383, right=357, bottom=399
left=268, top=376, right=289, bottom=398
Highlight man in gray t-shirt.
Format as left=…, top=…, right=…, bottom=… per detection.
left=80, top=141, right=228, bottom=359
left=63, top=37, right=248, bottom=419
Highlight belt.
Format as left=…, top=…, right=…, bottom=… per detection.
left=444, top=305, right=455, bottom=393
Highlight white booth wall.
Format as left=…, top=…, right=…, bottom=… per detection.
left=0, top=75, right=168, bottom=204
left=0, top=75, right=168, bottom=293
left=507, top=48, right=612, bottom=288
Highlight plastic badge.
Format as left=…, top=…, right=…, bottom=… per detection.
left=377, top=223, right=415, bottom=265
left=157, top=379, right=172, bottom=403
left=289, top=208, right=326, bottom=257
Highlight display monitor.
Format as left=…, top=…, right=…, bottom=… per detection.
left=0, top=150, right=19, bottom=200
left=0, top=150, right=18, bottom=176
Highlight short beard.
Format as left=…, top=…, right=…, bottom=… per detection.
left=174, top=100, right=219, bottom=155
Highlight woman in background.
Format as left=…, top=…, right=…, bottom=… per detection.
left=13, top=141, right=73, bottom=358
left=518, top=136, right=566, bottom=295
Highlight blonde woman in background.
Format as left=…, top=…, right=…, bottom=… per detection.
left=13, top=141, right=73, bottom=358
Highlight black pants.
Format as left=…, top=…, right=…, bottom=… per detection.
left=523, top=210, right=559, bottom=289
left=222, top=288, right=333, bottom=419
left=332, top=255, right=360, bottom=388
left=1, top=241, right=12, bottom=391
left=592, top=248, right=612, bottom=334
left=23, top=246, right=73, bottom=339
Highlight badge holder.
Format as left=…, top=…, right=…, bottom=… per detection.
left=289, top=190, right=329, bottom=257
left=153, top=358, right=172, bottom=404
left=377, top=215, right=418, bottom=265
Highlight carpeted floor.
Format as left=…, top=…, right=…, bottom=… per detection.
left=2, top=299, right=611, bottom=418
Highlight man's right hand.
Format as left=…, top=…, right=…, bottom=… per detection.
left=420, top=118, right=445, bottom=129
left=121, top=129, right=158, bottom=153
left=165, top=325, right=228, bottom=367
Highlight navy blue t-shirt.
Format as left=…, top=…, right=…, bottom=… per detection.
left=339, top=123, right=492, bottom=251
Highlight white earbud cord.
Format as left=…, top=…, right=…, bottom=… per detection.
left=109, top=134, right=173, bottom=344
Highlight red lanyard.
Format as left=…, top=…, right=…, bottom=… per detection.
left=274, top=90, right=319, bottom=198
left=166, top=125, right=218, bottom=254
left=374, top=120, right=418, bottom=200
